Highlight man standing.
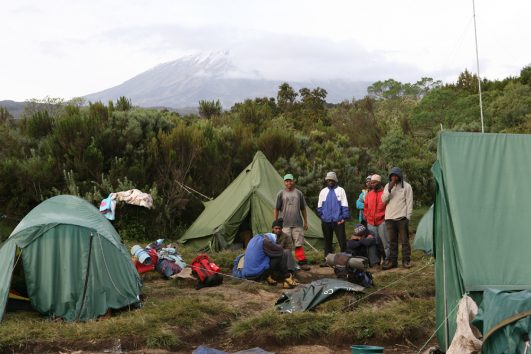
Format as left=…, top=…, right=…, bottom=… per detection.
left=274, top=174, right=311, bottom=271
left=355, top=175, right=372, bottom=227
left=381, top=167, right=414, bottom=269
left=242, top=219, right=298, bottom=289
left=317, top=171, right=350, bottom=264
left=364, top=174, right=389, bottom=263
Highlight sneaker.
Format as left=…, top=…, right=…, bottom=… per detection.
left=265, top=275, right=278, bottom=286
left=282, top=274, right=299, bottom=289
left=402, top=261, right=412, bottom=269
left=299, top=263, right=311, bottom=271
left=382, top=260, right=398, bottom=270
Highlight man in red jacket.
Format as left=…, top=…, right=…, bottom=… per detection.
left=364, top=174, right=388, bottom=264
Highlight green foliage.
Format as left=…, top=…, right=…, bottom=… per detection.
left=198, top=99, right=222, bottom=119
left=0, top=68, right=528, bottom=241
left=115, top=96, right=133, bottom=111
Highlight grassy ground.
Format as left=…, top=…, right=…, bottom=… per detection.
left=0, top=208, right=436, bottom=353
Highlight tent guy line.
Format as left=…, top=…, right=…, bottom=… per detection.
left=343, top=259, right=434, bottom=311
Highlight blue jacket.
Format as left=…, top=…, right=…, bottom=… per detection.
left=317, top=186, right=350, bottom=222
left=242, top=233, right=276, bottom=278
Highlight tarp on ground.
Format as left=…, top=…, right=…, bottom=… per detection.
left=180, top=151, right=324, bottom=251
left=413, top=204, right=433, bottom=255
left=275, top=278, right=365, bottom=313
left=432, top=132, right=531, bottom=351
left=0, top=195, right=142, bottom=322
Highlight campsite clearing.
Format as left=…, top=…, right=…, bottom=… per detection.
left=1, top=252, right=435, bottom=353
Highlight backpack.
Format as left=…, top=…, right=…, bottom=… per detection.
left=191, top=254, right=223, bottom=290
left=331, top=252, right=374, bottom=288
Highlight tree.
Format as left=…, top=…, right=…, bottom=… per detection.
left=520, top=65, right=531, bottom=85
left=198, top=99, right=222, bottom=119
left=277, top=82, right=298, bottom=112
left=115, top=96, right=133, bottom=111
left=0, top=106, right=12, bottom=125
left=455, top=69, right=478, bottom=94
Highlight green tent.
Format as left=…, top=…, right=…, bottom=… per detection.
left=180, top=151, right=324, bottom=251
left=0, top=195, right=142, bottom=322
left=413, top=204, right=433, bottom=255
left=429, top=132, right=531, bottom=351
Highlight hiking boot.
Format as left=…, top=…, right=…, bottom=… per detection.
left=299, top=263, right=311, bottom=271
left=382, top=260, right=398, bottom=270
left=265, top=275, right=278, bottom=286
left=283, top=274, right=299, bottom=289
left=402, top=261, right=412, bottom=269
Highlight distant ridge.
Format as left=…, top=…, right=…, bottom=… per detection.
left=84, top=52, right=371, bottom=108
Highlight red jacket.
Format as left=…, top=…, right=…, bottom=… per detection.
left=364, top=189, right=386, bottom=226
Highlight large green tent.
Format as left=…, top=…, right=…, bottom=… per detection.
left=422, top=132, right=531, bottom=351
left=180, top=151, right=324, bottom=251
left=0, top=195, right=142, bottom=322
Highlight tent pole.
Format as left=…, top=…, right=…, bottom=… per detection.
left=442, top=229, right=449, bottom=350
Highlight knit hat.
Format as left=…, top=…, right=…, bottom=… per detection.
left=354, top=224, right=367, bottom=236
left=371, top=174, right=382, bottom=182
left=325, top=171, right=338, bottom=182
left=272, top=218, right=283, bottom=228
left=365, top=175, right=372, bottom=181
left=283, top=173, right=294, bottom=181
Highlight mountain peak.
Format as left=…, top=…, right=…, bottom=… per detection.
left=84, top=53, right=370, bottom=108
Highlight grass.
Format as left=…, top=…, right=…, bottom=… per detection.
left=1, top=207, right=436, bottom=352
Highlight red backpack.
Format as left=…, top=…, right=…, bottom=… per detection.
left=191, top=254, right=223, bottom=289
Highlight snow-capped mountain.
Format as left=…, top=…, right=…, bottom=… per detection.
left=84, top=52, right=370, bottom=109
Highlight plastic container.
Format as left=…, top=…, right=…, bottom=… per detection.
left=351, top=345, right=384, bottom=354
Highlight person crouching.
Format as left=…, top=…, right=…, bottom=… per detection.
left=242, top=218, right=299, bottom=289
left=347, top=224, right=381, bottom=267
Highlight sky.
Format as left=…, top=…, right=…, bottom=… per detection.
left=1, top=0, right=530, bottom=101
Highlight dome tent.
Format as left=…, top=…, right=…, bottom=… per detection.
left=0, top=195, right=142, bottom=322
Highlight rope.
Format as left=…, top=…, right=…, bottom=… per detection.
left=304, top=239, right=320, bottom=254
left=343, top=258, right=433, bottom=310
left=12, top=249, right=22, bottom=272
left=416, top=298, right=461, bottom=354
left=184, top=262, right=270, bottom=285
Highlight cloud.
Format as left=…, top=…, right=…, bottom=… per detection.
left=95, top=24, right=424, bottom=83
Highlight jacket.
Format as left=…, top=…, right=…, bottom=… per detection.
left=381, top=167, right=413, bottom=220
left=242, top=233, right=282, bottom=278
left=364, top=189, right=386, bottom=226
left=317, top=186, right=350, bottom=222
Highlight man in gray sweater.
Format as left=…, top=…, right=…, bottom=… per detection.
left=381, top=167, right=413, bottom=270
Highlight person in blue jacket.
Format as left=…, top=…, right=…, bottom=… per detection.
left=317, top=171, right=350, bottom=266
left=355, top=175, right=372, bottom=227
left=242, top=219, right=298, bottom=289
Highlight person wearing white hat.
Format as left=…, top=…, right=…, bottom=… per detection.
left=364, top=174, right=389, bottom=265
left=317, top=171, right=350, bottom=266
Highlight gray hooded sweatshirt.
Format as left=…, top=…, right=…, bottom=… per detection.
left=381, top=167, right=413, bottom=220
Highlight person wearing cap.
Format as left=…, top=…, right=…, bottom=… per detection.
left=317, top=171, right=350, bottom=265
left=242, top=218, right=299, bottom=289
left=347, top=224, right=380, bottom=267
left=274, top=173, right=311, bottom=271
left=355, top=175, right=373, bottom=227
left=364, top=174, right=389, bottom=263
left=381, top=167, right=414, bottom=269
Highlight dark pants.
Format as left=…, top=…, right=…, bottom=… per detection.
left=346, top=238, right=380, bottom=266
left=385, top=218, right=410, bottom=263
left=322, top=221, right=347, bottom=258
left=268, top=249, right=295, bottom=279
